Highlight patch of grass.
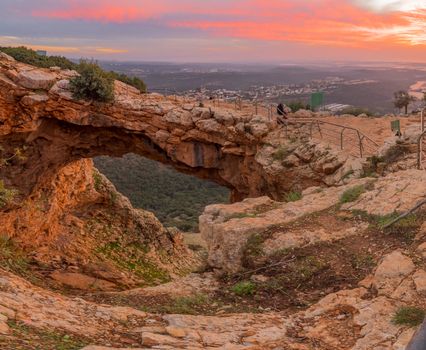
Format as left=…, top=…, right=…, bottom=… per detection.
left=97, top=240, right=170, bottom=285
left=351, top=209, right=421, bottom=243
left=296, top=256, right=327, bottom=280
left=161, top=294, right=211, bottom=315
left=340, top=185, right=366, bottom=204
left=392, top=306, right=425, bottom=327
left=0, top=180, right=18, bottom=208
left=93, top=171, right=103, bottom=192
left=0, top=236, right=30, bottom=276
left=351, top=210, right=399, bottom=228
left=243, top=233, right=265, bottom=261
left=6, top=320, right=89, bottom=350
left=351, top=254, right=375, bottom=271
left=285, top=191, right=302, bottom=203
left=109, top=189, right=118, bottom=204
left=231, top=281, right=256, bottom=296
left=272, top=146, right=292, bottom=161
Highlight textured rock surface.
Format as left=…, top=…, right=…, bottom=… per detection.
left=0, top=249, right=413, bottom=349
left=201, top=169, right=426, bottom=272
left=343, top=170, right=426, bottom=215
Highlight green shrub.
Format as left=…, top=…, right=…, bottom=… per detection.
left=287, top=101, right=310, bottom=112
left=70, top=60, right=114, bottom=102
left=231, top=281, right=256, bottom=296
left=285, top=191, right=302, bottom=202
left=392, top=306, right=425, bottom=327
left=340, top=185, right=365, bottom=204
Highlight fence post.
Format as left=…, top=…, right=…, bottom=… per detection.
left=317, top=121, right=323, bottom=139
left=418, top=131, right=426, bottom=169
left=340, top=129, right=345, bottom=150
left=357, top=131, right=363, bottom=158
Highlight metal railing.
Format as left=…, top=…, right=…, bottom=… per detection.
left=148, top=90, right=379, bottom=158
left=284, top=119, right=380, bottom=158
left=417, top=107, right=426, bottom=169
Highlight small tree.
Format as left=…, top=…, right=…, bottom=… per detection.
left=287, top=101, right=310, bottom=112
left=393, top=90, right=414, bottom=115
left=70, top=60, right=114, bottom=102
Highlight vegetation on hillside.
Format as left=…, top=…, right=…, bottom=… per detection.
left=286, top=100, right=311, bottom=112
left=0, top=46, right=147, bottom=95
left=94, top=154, right=229, bottom=232
left=0, top=46, right=76, bottom=70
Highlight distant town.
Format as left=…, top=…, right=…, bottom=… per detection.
left=158, top=77, right=377, bottom=101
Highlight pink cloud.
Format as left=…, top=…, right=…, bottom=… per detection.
left=31, top=0, right=426, bottom=49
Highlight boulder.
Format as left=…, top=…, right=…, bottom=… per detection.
left=413, top=269, right=426, bottom=295
left=50, top=271, right=117, bottom=291
left=372, top=251, right=415, bottom=296
left=17, top=69, right=57, bottom=90
left=0, top=52, right=15, bottom=62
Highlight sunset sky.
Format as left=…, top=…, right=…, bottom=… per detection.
left=1, top=0, right=426, bottom=62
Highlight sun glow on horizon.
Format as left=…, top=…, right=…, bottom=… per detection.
left=1, top=0, right=426, bottom=61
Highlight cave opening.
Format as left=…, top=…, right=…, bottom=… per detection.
left=94, top=153, right=230, bottom=232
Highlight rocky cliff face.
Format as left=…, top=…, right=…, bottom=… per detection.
left=2, top=157, right=194, bottom=288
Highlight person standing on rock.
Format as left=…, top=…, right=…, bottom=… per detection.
left=277, top=102, right=288, bottom=125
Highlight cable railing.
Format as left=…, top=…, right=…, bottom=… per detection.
left=417, top=108, right=426, bottom=170
left=417, top=130, right=426, bottom=170
left=148, top=90, right=379, bottom=158
left=284, top=119, right=380, bottom=158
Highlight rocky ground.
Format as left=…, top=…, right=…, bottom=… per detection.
left=0, top=165, right=425, bottom=349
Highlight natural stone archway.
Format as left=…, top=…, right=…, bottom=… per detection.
left=0, top=54, right=279, bottom=203
left=0, top=54, right=366, bottom=203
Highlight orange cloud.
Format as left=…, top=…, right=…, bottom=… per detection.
left=172, top=1, right=426, bottom=49
left=25, top=45, right=80, bottom=53
left=95, top=48, right=129, bottom=54
left=31, top=0, right=426, bottom=49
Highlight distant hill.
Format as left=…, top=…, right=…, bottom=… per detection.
left=94, top=155, right=229, bottom=232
